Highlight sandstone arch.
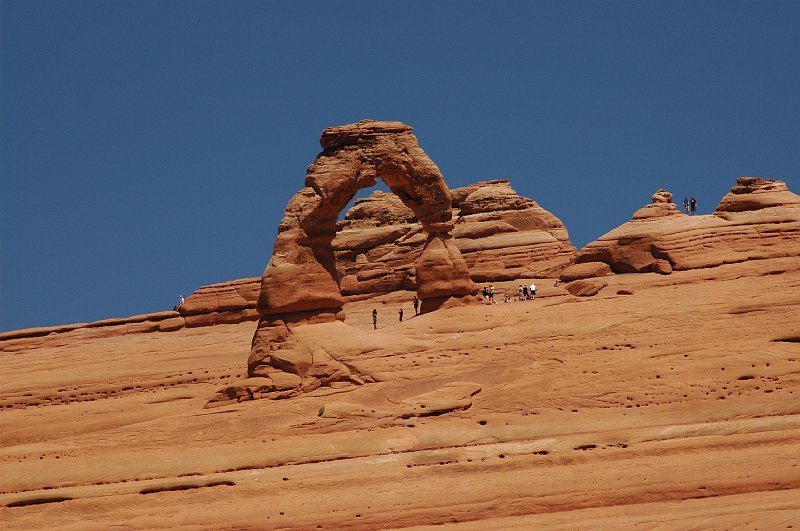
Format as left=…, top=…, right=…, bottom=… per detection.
left=257, top=120, right=475, bottom=317
left=241, top=120, right=477, bottom=397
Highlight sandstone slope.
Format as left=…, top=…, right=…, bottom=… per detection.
left=2, top=176, right=799, bottom=529
left=1, top=257, right=799, bottom=528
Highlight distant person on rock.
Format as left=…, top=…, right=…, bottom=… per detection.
left=690, top=197, right=697, bottom=215
left=523, top=285, right=529, bottom=300
left=489, top=285, right=495, bottom=304
left=399, top=308, right=404, bottom=322
left=530, top=283, right=537, bottom=300
left=413, top=296, right=419, bottom=315
left=372, top=309, right=378, bottom=330
left=173, top=294, right=185, bottom=312
left=683, top=197, right=689, bottom=214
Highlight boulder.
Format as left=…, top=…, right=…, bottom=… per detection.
left=564, top=279, right=608, bottom=297
left=560, top=262, right=614, bottom=282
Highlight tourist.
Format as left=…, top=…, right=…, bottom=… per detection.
left=489, top=285, right=495, bottom=304
left=398, top=308, right=404, bottom=322
left=690, top=197, right=697, bottom=215
left=482, top=286, right=488, bottom=303
left=683, top=197, right=689, bottom=214
left=412, top=296, right=419, bottom=315
left=530, top=283, right=537, bottom=300
left=518, top=285, right=523, bottom=300
left=372, top=309, right=378, bottom=330
left=173, top=294, right=185, bottom=312
left=522, top=285, right=529, bottom=300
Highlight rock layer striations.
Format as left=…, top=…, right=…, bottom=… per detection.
left=243, top=120, right=477, bottom=398
left=561, top=177, right=800, bottom=293
left=335, top=179, right=576, bottom=296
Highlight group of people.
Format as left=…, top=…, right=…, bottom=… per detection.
left=372, top=296, right=419, bottom=329
left=683, top=197, right=698, bottom=215
left=482, top=283, right=537, bottom=304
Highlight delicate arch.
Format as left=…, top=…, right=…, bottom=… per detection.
left=257, top=120, right=475, bottom=317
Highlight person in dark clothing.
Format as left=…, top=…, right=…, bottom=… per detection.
left=399, top=308, right=404, bottom=322
left=690, top=197, right=697, bottom=215
left=522, top=285, right=529, bottom=300
left=683, top=197, right=689, bottom=214
left=412, top=296, right=419, bottom=315
left=372, top=309, right=378, bottom=330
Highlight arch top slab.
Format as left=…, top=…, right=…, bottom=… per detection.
left=320, top=120, right=413, bottom=149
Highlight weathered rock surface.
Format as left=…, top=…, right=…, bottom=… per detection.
left=560, top=261, right=614, bottom=282
left=248, top=120, right=477, bottom=393
left=3, top=258, right=799, bottom=528
left=336, top=179, right=577, bottom=296
left=564, top=178, right=800, bottom=281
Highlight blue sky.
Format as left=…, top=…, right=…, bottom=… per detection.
left=1, top=0, right=798, bottom=331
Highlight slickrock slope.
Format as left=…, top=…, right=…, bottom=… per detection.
left=561, top=177, right=800, bottom=294
left=2, top=255, right=799, bottom=528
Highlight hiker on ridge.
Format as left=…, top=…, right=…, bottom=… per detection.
left=372, top=309, right=378, bottom=330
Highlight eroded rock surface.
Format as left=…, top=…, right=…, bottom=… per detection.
left=248, top=120, right=477, bottom=395
left=336, top=179, right=576, bottom=296
left=564, top=178, right=800, bottom=282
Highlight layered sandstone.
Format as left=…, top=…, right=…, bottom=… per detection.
left=2, top=257, right=799, bottom=529
left=561, top=177, right=800, bottom=285
left=335, top=179, right=576, bottom=297
left=246, top=120, right=477, bottom=397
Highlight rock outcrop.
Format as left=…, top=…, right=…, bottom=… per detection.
left=562, top=178, right=800, bottom=285
left=335, top=179, right=576, bottom=297
left=245, top=120, right=477, bottom=397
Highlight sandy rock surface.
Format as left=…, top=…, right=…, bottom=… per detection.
left=2, top=255, right=799, bottom=528
left=568, top=178, right=800, bottom=278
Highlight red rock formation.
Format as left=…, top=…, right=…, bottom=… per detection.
left=177, top=180, right=575, bottom=323
left=453, top=180, right=576, bottom=281
left=563, top=178, right=800, bottom=286
left=246, top=120, right=477, bottom=396
left=335, top=179, right=577, bottom=296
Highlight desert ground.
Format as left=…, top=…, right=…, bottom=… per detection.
left=2, top=257, right=799, bottom=529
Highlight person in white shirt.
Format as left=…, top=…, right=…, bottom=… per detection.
left=529, top=284, right=537, bottom=300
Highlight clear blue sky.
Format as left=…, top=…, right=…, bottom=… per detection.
left=1, top=1, right=798, bottom=332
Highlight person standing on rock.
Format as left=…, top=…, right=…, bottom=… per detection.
left=683, top=197, right=689, bottom=214
left=530, top=283, right=537, bottom=300
left=413, top=296, right=419, bottom=315
left=522, top=285, right=529, bottom=300
left=690, top=197, right=697, bottom=215
left=399, top=308, right=404, bottom=322
left=482, top=286, right=488, bottom=303
left=173, top=295, right=185, bottom=312
left=372, top=309, right=378, bottom=330
left=489, top=285, right=495, bottom=304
